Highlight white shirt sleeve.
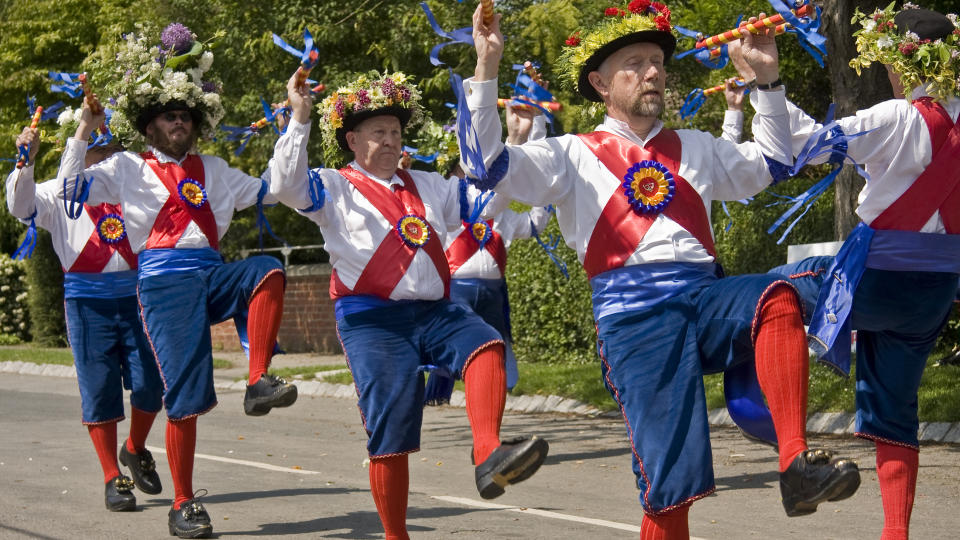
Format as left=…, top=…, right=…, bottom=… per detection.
left=5, top=165, right=37, bottom=220
left=721, top=110, right=743, bottom=143
left=748, top=87, right=794, bottom=166
left=57, top=138, right=123, bottom=206
left=269, top=118, right=313, bottom=209
left=462, top=77, right=575, bottom=208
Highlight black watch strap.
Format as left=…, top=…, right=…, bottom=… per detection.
left=755, top=78, right=783, bottom=91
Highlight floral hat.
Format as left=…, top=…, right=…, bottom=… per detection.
left=557, top=0, right=675, bottom=102
left=316, top=71, right=424, bottom=156
left=850, top=3, right=960, bottom=100
left=81, top=23, right=225, bottom=146
left=411, top=117, right=459, bottom=177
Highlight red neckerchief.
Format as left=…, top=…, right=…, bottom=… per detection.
left=577, top=129, right=716, bottom=279
left=329, top=166, right=451, bottom=300
left=68, top=203, right=138, bottom=272
left=870, top=98, right=960, bottom=234
left=141, top=152, right=220, bottom=250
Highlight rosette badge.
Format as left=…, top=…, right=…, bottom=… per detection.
left=470, top=221, right=492, bottom=246
left=623, top=160, right=674, bottom=213
left=97, top=214, right=127, bottom=244
left=397, top=215, right=431, bottom=249
left=178, top=178, right=208, bottom=208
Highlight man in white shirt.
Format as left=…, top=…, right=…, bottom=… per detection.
left=271, top=71, right=548, bottom=540
left=464, top=2, right=860, bottom=536
left=756, top=7, right=960, bottom=539
left=7, top=129, right=163, bottom=514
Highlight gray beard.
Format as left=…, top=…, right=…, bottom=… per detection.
left=148, top=130, right=195, bottom=158
left=631, top=95, right=664, bottom=118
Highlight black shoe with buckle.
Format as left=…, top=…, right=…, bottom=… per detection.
left=780, top=449, right=861, bottom=517
left=475, top=436, right=549, bottom=499
left=244, top=373, right=298, bottom=416
left=104, top=474, right=137, bottom=512
left=120, top=444, right=162, bottom=495
left=168, top=494, right=212, bottom=538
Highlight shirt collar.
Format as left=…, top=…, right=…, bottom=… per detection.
left=909, top=85, right=932, bottom=101
left=350, top=161, right=403, bottom=188
left=146, top=145, right=192, bottom=166
left=597, top=115, right=663, bottom=147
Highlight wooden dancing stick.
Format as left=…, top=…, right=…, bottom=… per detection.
left=523, top=60, right=545, bottom=87
left=706, top=23, right=789, bottom=58
left=252, top=84, right=325, bottom=130
left=695, top=2, right=812, bottom=50
left=498, top=98, right=561, bottom=111
left=16, top=107, right=42, bottom=169
left=701, top=78, right=746, bottom=96
left=77, top=73, right=103, bottom=115
left=480, top=0, right=494, bottom=25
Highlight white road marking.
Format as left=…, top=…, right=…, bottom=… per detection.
left=147, top=446, right=709, bottom=539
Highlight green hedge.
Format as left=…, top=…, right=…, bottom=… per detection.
left=0, top=253, right=28, bottom=342
left=25, top=230, right=66, bottom=347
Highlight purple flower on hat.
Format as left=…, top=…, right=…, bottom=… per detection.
left=355, top=89, right=371, bottom=109
left=398, top=86, right=411, bottom=102
left=161, top=23, right=195, bottom=55
left=201, top=81, right=219, bottom=93
left=381, top=77, right=396, bottom=98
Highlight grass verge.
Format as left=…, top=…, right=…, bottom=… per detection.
left=0, top=346, right=234, bottom=369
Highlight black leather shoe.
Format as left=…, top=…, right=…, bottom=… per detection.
left=104, top=474, right=136, bottom=512
left=120, top=444, right=162, bottom=495
left=168, top=497, right=212, bottom=538
left=244, top=374, right=298, bottom=416
left=475, top=436, right=549, bottom=499
left=780, top=449, right=861, bottom=517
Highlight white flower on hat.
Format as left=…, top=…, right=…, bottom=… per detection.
left=862, top=19, right=877, bottom=32
left=198, top=51, right=213, bottom=72
left=877, top=35, right=894, bottom=49
left=57, top=107, right=75, bottom=126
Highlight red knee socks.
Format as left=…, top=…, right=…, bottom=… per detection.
left=125, top=407, right=158, bottom=453
left=640, top=504, right=690, bottom=540
left=247, top=272, right=285, bottom=386
left=877, top=441, right=918, bottom=540
left=87, top=422, right=121, bottom=484
left=369, top=454, right=410, bottom=540
left=166, top=417, right=197, bottom=510
left=464, top=345, right=506, bottom=465
left=753, top=285, right=809, bottom=472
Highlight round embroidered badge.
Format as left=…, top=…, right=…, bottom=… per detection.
left=178, top=178, right=207, bottom=208
left=97, top=213, right=127, bottom=244
left=396, top=215, right=430, bottom=248
left=470, top=221, right=492, bottom=246
left=623, top=160, right=675, bottom=214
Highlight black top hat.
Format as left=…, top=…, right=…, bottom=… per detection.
left=135, top=101, right=203, bottom=135
left=894, top=8, right=954, bottom=42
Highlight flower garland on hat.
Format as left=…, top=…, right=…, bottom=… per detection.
left=316, top=71, right=424, bottom=166
left=850, top=3, right=960, bottom=100
left=81, top=23, right=225, bottom=146
left=557, top=0, right=673, bottom=97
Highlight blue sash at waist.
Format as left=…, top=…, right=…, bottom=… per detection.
left=64, top=270, right=138, bottom=299
left=334, top=295, right=421, bottom=320
left=589, top=262, right=718, bottom=321
left=137, top=248, right=223, bottom=278
left=809, top=223, right=960, bottom=373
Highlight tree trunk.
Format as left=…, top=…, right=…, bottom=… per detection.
left=819, top=0, right=892, bottom=239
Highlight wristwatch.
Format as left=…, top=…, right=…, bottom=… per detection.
left=755, top=78, right=783, bottom=91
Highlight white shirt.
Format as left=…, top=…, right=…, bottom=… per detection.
left=461, top=77, right=794, bottom=265
left=722, top=110, right=743, bottom=143
left=6, top=166, right=132, bottom=272
left=752, top=87, right=960, bottom=233
left=446, top=202, right=551, bottom=279
left=271, top=119, right=473, bottom=301
left=56, top=138, right=276, bottom=252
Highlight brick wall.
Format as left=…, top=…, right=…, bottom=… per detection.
left=210, top=263, right=341, bottom=354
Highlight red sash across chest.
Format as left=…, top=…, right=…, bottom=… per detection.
left=67, top=203, right=138, bottom=273
left=869, top=98, right=960, bottom=233
left=328, top=167, right=451, bottom=300
left=445, top=219, right=507, bottom=277
left=140, top=152, right=220, bottom=250
left=577, top=129, right=716, bottom=279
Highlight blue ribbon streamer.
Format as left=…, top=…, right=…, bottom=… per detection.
left=62, top=173, right=92, bottom=220
left=299, top=168, right=328, bottom=213
left=256, top=180, right=287, bottom=252
left=420, top=2, right=474, bottom=67
left=48, top=71, right=85, bottom=98
left=506, top=68, right=555, bottom=123
left=769, top=0, right=827, bottom=67
left=12, top=210, right=39, bottom=260
left=272, top=28, right=318, bottom=70
left=402, top=145, right=440, bottom=164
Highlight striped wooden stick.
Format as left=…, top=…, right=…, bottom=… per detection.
left=696, top=3, right=812, bottom=50
left=252, top=84, right=325, bottom=130
left=480, top=0, right=494, bottom=24
left=702, top=78, right=746, bottom=96
left=498, top=98, right=561, bottom=111
left=706, top=23, right=789, bottom=58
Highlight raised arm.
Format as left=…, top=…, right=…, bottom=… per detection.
left=6, top=128, right=39, bottom=219
left=269, top=70, right=315, bottom=210
left=57, top=97, right=120, bottom=205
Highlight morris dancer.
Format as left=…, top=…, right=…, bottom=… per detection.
left=421, top=109, right=550, bottom=403
left=756, top=7, right=960, bottom=540
left=270, top=70, right=549, bottom=540
left=57, top=25, right=294, bottom=538
left=6, top=128, right=163, bottom=513
left=465, top=3, right=860, bottom=536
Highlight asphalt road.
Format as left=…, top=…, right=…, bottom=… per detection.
left=2, top=373, right=959, bottom=539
